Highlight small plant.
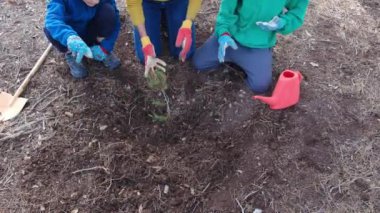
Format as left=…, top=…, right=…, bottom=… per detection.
left=146, top=68, right=168, bottom=91
left=149, top=112, right=169, bottom=123
left=151, top=99, right=166, bottom=107
left=146, top=68, right=171, bottom=122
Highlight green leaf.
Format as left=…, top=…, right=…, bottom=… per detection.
left=149, top=113, right=168, bottom=123
left=151, top=99, right=166, bottom=107
left=146, top=68, right=168, bottom=91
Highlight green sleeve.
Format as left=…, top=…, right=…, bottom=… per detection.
left=215, top=0, right=239, bottom=37
left=278, top=0, right=310, bottom=35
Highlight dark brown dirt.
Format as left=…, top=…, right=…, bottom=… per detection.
left=1, top=0, right=379, bottom=212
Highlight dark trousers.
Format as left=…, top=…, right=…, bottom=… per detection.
left=193, top=36, right=273, bottom=93
left=44, top=3, right=117, bottom=53
left=133, top=0, right=196, bottom=63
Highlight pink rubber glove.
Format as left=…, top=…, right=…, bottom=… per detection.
left=141, top=36, right=156, bottom=64
left=175, top=20, right=192, bottom=62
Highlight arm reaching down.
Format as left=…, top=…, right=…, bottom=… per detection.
left=278, top=0, right=310, bottom=35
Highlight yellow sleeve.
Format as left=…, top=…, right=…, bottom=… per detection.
left=186, top=0, right=202, bottom=20
left=126, top=0, right=144, bottom=26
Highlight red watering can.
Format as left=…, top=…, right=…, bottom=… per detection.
left=253, top=70, right=303, bottom=110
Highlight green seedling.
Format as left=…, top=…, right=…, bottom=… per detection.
left=151, top=99, right=166, bottom=107
left=146, top=68, right=168, bottom=91
left=146, top=67, right=171, bottom=123
left=149, top=112, right=169, bottom=123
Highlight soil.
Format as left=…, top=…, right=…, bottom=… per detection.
left=1, top=0, right=379, bottom=212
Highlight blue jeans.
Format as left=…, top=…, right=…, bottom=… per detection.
left=133, top=0, right=196, bottom=63
left=44, top=3, right=117, bottom=52
left=192, top=36, right=273, bottom=93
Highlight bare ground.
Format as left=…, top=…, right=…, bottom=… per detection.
left=0, top=0, right=379, bottom=212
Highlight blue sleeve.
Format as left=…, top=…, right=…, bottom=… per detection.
left=45, top=0, right=77, bottom=47
left=100, top=0, right=121, bottom=52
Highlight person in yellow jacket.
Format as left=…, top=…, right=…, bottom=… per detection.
left=126, top=0, right=202, bottom=73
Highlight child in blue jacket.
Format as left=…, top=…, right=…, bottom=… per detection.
left=44, top=0, right=121, bottom=79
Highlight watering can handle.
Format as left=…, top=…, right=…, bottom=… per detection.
left=10, top=44, right=53, bottom=105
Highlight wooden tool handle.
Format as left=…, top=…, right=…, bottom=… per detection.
left=10, top=44, right=53, bottom=104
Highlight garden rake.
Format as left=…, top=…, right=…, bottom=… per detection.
left=0, top=44, right=52, bottom=121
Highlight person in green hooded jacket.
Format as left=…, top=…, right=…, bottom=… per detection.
left=192, top=0, right=309, bottom=93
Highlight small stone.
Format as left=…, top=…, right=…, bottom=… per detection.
left=99, top=125, right=108, bottom=131
left=71, top=208, right=79, bottom=213
left=65, top=112, right=73, bottom=117
left=190, top=187, right=195, bottom=195
left=48, top=58, right=57, bottom=64
left=70, top=192, right=78, bottom=198
left=305, top=30, right=312, bottom=37
left=164, top=185, right=169, bottom=194
left=146, top=155, right=156, bottom=163
left=310, top=62, right=319, bottom=67
left=152, top=166, right=162, bottom=172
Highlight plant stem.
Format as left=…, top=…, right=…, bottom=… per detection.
left=161, top=90, right=171, bottom=117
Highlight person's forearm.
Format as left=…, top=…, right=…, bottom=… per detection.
left=278, top=0, right=309, bottom=35
left=186, top=0, right=202, bottom=20
left=215, top=0, right=239, bottom=37
left=45, top=0, right=77, bottom=46
left=126, top=0, right=145, bottom=26
left=137, top=23, right=147, bottom=38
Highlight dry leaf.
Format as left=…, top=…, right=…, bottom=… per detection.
left=310, top=62, right=319, bottom=67
left=152, top=166, right=162, bottom=172
left=99, top=125, right=108, bottom=131
left=146, top=155, right=156, bottom=163
left=164, top=185, right=169, bottom=194
left=65, top=112, right=73, bottom=117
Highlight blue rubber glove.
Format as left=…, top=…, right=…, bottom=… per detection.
left=67, top=35, right=93, bottom=63
left=256, top=16, right=286, bottom=31
left=90, top=45, right=108, bottom=61
left=218, top=34, right=238, bottom=63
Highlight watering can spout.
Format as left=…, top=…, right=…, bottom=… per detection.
left=253, top=95, right=277, bottom=106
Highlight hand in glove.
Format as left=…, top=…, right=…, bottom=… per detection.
left=256, top=16, right=286, bottom=31
left=67, top=35, right=93, bottom=63
left=217, top=33, right=238, bottom=63
left=175, top=20, right=192, bottom=62
left=141, top=36, right=156, bottom=64
left=90, top=45, right=108, bottom=61
left=141, top=36, right=167, bottom=78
